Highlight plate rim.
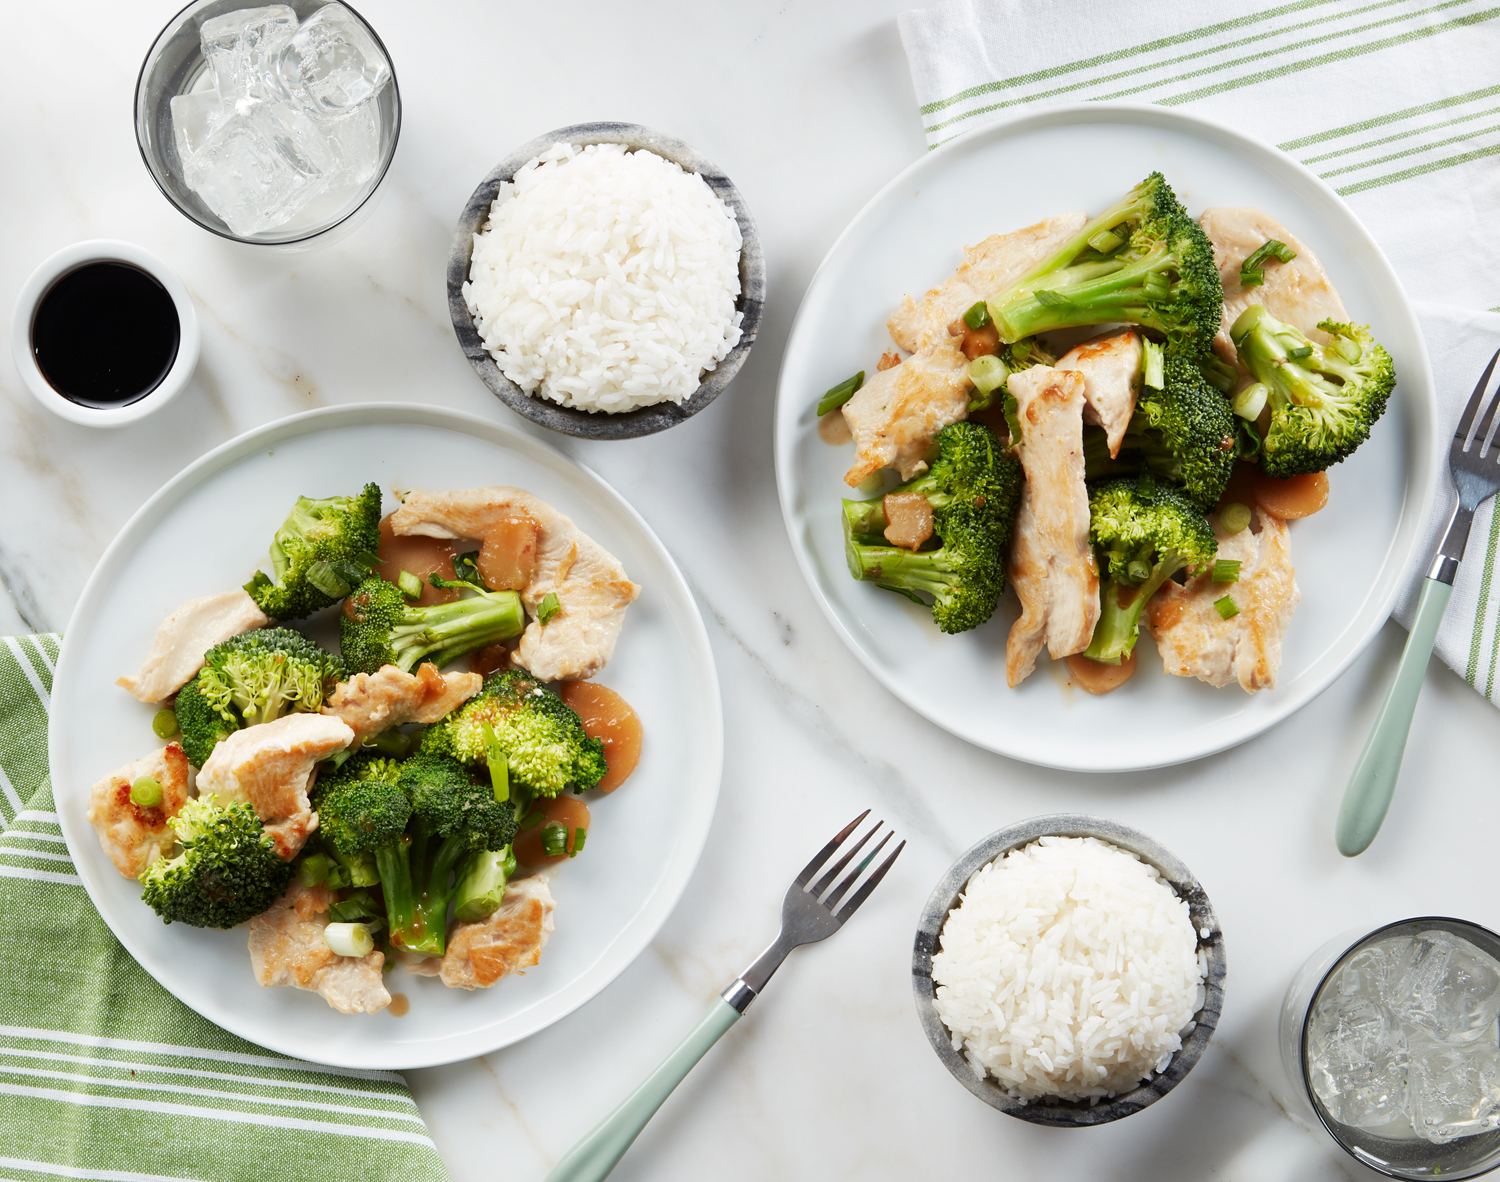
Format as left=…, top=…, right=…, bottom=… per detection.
left=49, top=401, right=724, bottom=1068
left=772, top=100, right=1439, bottom=772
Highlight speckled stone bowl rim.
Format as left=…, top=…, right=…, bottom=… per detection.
left=447, top=122, right=766, bottom=440
left=912, top=814, right=1227, bottom=1127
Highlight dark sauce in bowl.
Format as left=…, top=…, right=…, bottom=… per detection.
left=32, top=262, right=180, bottom=408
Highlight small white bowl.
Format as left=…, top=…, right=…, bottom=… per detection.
left=10, top=239, right=200, bottom=428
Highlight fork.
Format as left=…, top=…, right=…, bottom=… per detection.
left=1336, top=347, right=1500, bottom=856
left=542, top=810, right=904, bottom=1182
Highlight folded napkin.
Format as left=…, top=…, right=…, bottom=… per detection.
left=898, top=0, right=1500, bottom=701
left=0, top=635, right=449, bottom=1181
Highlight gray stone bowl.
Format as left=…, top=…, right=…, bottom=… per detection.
left=447, top=122, right=765, bottom=440
left=912, top=814, right=1227, bottom=1126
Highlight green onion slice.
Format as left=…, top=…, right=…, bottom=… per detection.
left=305, top=560, right=353, bottom=599
left=1220, top=503, right=1252, bottom=534
left=967, top=354, right=1009, bottom=397
left=129, top=776, right=162, bottom=808
left=1214, top=595, right=1240, bottom=620
left=1333, top=336, right=1363, bottom=363
left=962, top=301, right=991, bottom=330
left=1231, top=382, right=1268, bottom=421
left=537, top=592, right=561, bottom=625
left=324, top=922, right=374, bottom=958
left=481, top=721, right=509, bottom=803
left=1211, top=560, right=1241, bottom=583
left=397, top=570, right=423, bottom=600
left=540, top=824, right=569, bottom=858
left=151, top=709, right=179, bottom=740
left=297, top=852, right=333, bottom=886
left=1033, top=289, right=1070, bottom=307
left=1239, top=239, right=1297, bottom=288
left=1087, top=228, right=1125, bottom=254
left=816, top=371, right=865, bottom=416
left=570, top=828, right=587, bottom=857
left=1126, top=558, right=1152, bottom=583
left=1201, top=355, right=1239, bottom=394
left=1141, top=338, right=1164, bottom=391
left=1286, top=344, right=1314, bottom=360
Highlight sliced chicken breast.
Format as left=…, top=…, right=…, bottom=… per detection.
left=323, top=663, right=481, bottom=746
left=1005, top=366, right=1100, bottom=688
left=1199, top=208, right=1349, bottom=365
left=197, top=713, right=354, bottom=858
left=391, top=488, right=640, bottom=683
left=249, top=881, right=391, bottom=1014
left=116, top=590, right=270, bottom=704
left=1148, top=505, right=1300, bottom=692
left=1057, top=328, right=1142, bottom=459
left=887, top=213, right=1089, bottom=353
left=440, top=875, right=556, bottom=990
left=844, top=214, right=1090, bottom=487
left=86, top=744, right=195, bottom=879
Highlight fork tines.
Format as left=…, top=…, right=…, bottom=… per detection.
left=1456, top=345, right=1500, bottom=454
left=798, top=810, right=904, bottom=922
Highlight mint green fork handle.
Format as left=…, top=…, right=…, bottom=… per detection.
left=1336, top=577, right=1454, bottom=857
left=543, top=999, right=740, bottom=1182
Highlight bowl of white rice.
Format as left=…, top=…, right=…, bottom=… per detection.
left=913, top=815, right=1226, bottom=1126
left=448, top=122, right=765, bottom=439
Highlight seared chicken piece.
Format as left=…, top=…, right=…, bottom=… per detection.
left=86, top=744, right=195, bottom=878
left=887, top=213, right=1089, bottom=353
left=1005, top=367, right=1100, bottom=687
left=1148, top=506, right=1300, bottom=692
left=1198, top=208, right=1348, bottom=365
left=391, top=488, right=640, bottom=683
left=197, top=714, right=354, bottom=858
left=845, top=214, right=1089, bottom=486
left=440, top=876, right=556, bottom=990
left=1057, top=329, right=1142, bottom=459
left=841, top=340, right=973, bottom=485
left=116, top=590, right=269, bottom=703
left=249, top=880, right=391, bottom=1014
left=322, top=663, right=482, bottom=746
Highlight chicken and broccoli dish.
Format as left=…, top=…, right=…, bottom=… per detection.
left=820, top=172, right=1393, bottom=695
left=89, top=483, right=643, bottom=1015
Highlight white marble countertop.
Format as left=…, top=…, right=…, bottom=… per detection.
left=4, top=3, right=1499, bottom=1179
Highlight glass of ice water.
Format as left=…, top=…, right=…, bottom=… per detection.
left=135, top=0, right=400, bottom=250
left=1281, top=917, right=1500, bottom=1179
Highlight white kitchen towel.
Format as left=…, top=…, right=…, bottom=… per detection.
left=898, top=0, right=1500, bottom=701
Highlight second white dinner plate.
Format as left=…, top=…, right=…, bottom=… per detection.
left=774, top=103, right=1438, bottom=771
left=50, top=404, right=722, bottom=1068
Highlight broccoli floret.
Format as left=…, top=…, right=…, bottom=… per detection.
left=311, top=754, right=411, bottom=860
left=377, top=754, right=518, bottom=956
left=339, top=575, right=526, bottom=676
left=244, top=483, right=383, bottom=620
left=173, top=628, right=343, bottom=766
left=843, top=504, right=1005, bottom=635
left=1083, top=478, right=1218, bottom=664
left=1230, top=307, right=1394, bottom=477
left=138, top=797, right=293, bottom=928
left=174, top=677, right=238, bottom=767
left=417, top=670, right=608, bottom=798
left=1084, top=355, right=1237, bottom=510
left=984, top=173, right=1222, bottom=359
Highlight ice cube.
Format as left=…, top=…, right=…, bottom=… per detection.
left=170, top=89, right=224, bottom=163
left=321, top=102, right=380, bottom=193
left=182, top=101, right=330, bottom=236
left=1407, top=1033, right=1500, bottom=1144
left=1307, top=992, right=1409, bottom=1129
left=1339, top=940, right=1403, bottom=1004
left=1392, top=932, right=1500, bottom=1042
left=274, top=3, right=390, bottom=115
left=200, top=5, right=297, bottom=107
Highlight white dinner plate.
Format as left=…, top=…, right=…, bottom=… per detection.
left=774, top=103, right=1438, bottom=772
left=50, top=404, right=722, bottom=1068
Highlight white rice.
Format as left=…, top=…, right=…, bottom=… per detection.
left=931, top=835, right=1206, bottom=1104
left=463, top=142, right=744, bottom=414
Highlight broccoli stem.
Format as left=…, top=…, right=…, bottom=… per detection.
left=453, top=847, right=516, bottom=923
left=844, top=539, right=957, bottom=601
left=1083, top=557, right=1185, bottom=665
left=402, top=833, right=476, bottom=957
left=990, top=256, right=1168, bottom=343
left=375, top=839, right=416, bottom=950
left=388, top=591, right=526, bottom=673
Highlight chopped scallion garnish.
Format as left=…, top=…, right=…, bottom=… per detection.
left=966, top=354, right=1009, bottom=399
left=540, top=824, right=569, bottom=858
left=297, top=852, right=333, bottom=886
left=151, top=709, right=179, bottom=740
left=397, top=570, right=423, bottom=600
left=816, top=371, right=865, bottom=416
left=1286, top=344, right=1313, bottom=360
left=1239, top=239, right=1297, bottom=287
left=324, top=922, right=374, bottom=958
left=305, top=559, right=353, bottom=599
left=1087, top=228, right=1125, bottom=254
left=1214, top=595, right=1240, bottom=620
left=1231, top=381, right=1268, bottom=421
left=536, top=592, right=561, bottom=625
left=1333, top=335, right=1363, bottom=363
left=1201, top=355, right=1239, bottom=394
left=1219, top=503, right=1252, bottom=533
left=1127, top=558, right=1152, bottom=583
left=130, top=775, right=162, bottom=808
left=962, top=301, right=991, bottom=330
left=1141, top=338, right=1164, bottom=391
left=481, top=721, right=509, bottom=803
left=1034, top=289, right=1071, bottom=307
left=1211, top=560, right=1241, bottom=583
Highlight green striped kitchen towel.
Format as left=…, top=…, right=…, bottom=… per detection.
left=0, top=634, right=450, bottom=1182
left=898, top=0, right=1500, bottom=701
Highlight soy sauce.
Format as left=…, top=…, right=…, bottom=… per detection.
left=31, top=262, right=180, bottom=408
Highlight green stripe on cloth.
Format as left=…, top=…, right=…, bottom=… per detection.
left=0, top=635, right=449, bottom=1182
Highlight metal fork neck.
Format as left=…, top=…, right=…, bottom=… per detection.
left=1430, top=498, right=1475, bottom=584
left=720, top=933, right=799, bottom=1014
